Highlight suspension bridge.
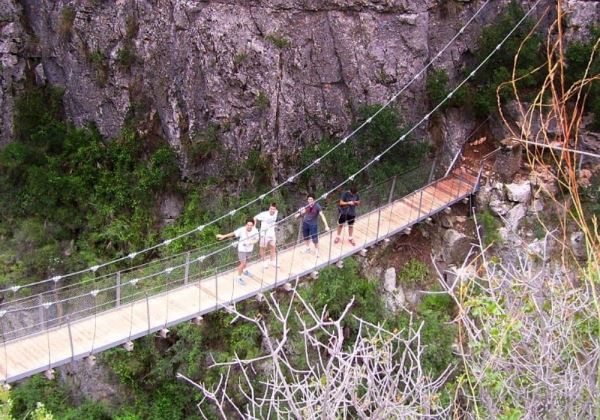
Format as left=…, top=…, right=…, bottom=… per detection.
left=0, top=147, right=494, bottom=384
left=0, top=0, right=540, bottom=384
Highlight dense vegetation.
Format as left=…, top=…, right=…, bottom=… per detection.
left=0, top=86, right=180, bottom=285
left=426, top=1, right=600, bottom=128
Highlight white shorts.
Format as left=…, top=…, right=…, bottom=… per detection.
left=260, top=235, right=276, bottom=247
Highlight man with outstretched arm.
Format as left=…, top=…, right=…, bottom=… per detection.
left=295, top=194, right=330, bottom=258
left=254, top=203, right=279, bottom=268
left=216, top=218, right=259, bottom=285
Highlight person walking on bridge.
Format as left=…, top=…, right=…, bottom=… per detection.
left=216, top=218, right=259, bottom=285
left=296, top=194, right=330, bottom=258
left=254, top=203, right=279, bottom=269
left=334, top=185, right=360, bottom=246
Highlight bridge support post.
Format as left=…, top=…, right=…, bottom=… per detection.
left=66, top=316, right=74, bottom=361
left=38, top=295, right=45, bottom=331
left=116, top=271, right=121, bottom=308
left=145, top=294, right=151, bottom=335
left=359, top=249, right=368, bottom=257
left=376, top=207, right=382, bottom=240
left=282, top=283, right=293, bottom=292
left=388, top=175, right=397, bottom=204
left=184, top=252, right=190, bottom=284
left=336, top=260, right=344, bottom=269
left=310, top=271, right=319, bottom=280
left=256, top=293, right=265, bottom=302
left=123, top=341, right=134, bottom=352
left=159, top=328, right=170, bottom=339
left=191, top=316, right=203, bottom=325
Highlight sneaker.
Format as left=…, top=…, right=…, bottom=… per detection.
left=263, top=261, right=270, bottom=269
left=334, top=237, right=341, bottom=244
left=243, top=270, right=252, bottom=277
left=349, top=238, right=356, bottom=246
left=270, top=261, right=280, bottom=268
left=237, top=277, right=246, bottom=285
left=302, top=247, right=312, bottom=254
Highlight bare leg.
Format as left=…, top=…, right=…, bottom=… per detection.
left=270, top=244, right=277, bottom=262
left=348, top=225, right=354, bottom=239
left=237, top=261, right=245, bottom=277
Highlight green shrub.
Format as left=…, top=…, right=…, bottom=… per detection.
left=478, top=209, right=502, bottom=246
left=87, top=50, right=109, bottom=85
left=418, top=293, right=456, bottom=376
left=58, top=6, right=76, bottom=40
left=125, top=15, right=139, bottom=39
left=397, top=258, right=429, bottom=286
left=0, top=85, right=181, bottom=282
left=9, top=375, right=110, bottom=419
left=245, top=149, right=273, bottom=188
left=298, top=103, right=429, bottom=190
left=467, top=0, right=544, bottom=117
left=425, top=68, right=467, bottom=112
left=233, top=52, right=247, bottom=67
left=255, top=91, right=270, bottom=111
left=186, top=125, right=222, bottom=163
left=300, top=258, right=385, bottom=331
left=565, top=26, right=600, bottom=129
left=116, top=44, right=136, bottom=70
left=264, top=33, right=290, bottom=49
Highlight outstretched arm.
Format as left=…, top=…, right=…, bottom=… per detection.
left=216, top=231, right=235, bottom=240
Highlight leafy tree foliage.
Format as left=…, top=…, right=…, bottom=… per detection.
left=0, top=86, right=180, bottom=284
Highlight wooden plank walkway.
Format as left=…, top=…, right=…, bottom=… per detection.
left=0, top=173, right=476, bottom=383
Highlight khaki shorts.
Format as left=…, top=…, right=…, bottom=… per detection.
left=259, top=235, right=276, bottom=247
left=238, top=251, right=252, bottom=262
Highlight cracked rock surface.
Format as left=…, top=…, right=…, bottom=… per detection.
left=3, top=0, right=593, bottom=178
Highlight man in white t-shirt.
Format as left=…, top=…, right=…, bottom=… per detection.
left=254, top=203, right=279, bottom=269
left=216, top=218, right=259, bottom=285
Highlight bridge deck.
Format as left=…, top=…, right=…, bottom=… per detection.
left=0, top=173, right=476, bottom=383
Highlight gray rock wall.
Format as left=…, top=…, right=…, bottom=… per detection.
left=4, top=0, right=593, bottom=178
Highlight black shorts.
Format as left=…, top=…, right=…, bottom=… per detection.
left=338, top=213, right=355, bottom=225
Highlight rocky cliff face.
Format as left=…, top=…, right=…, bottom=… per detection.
left=1, top=0, right=598, bottom=178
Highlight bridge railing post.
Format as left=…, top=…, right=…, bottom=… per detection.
left=66, top=315, right=74, bottom=361
left=376, top=206, right=382, bottom=240
left=327, top=227, right=333, bottom=266
left=116, top=271, right=121, bottom=308
left=273, top=245, right=279, bottom=291
left=388, top=175, right=397, bottom=204
left=145, top=292, right=152, bottom=335
left=214, top=271, right=219, bottom=312
left=38, top=295, right=45, bottom=332
left=431, top=181, right=438, bottom=215
left=417, top=189, right=423, bottom=222
left=184, top=252, right=190, bottom=285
